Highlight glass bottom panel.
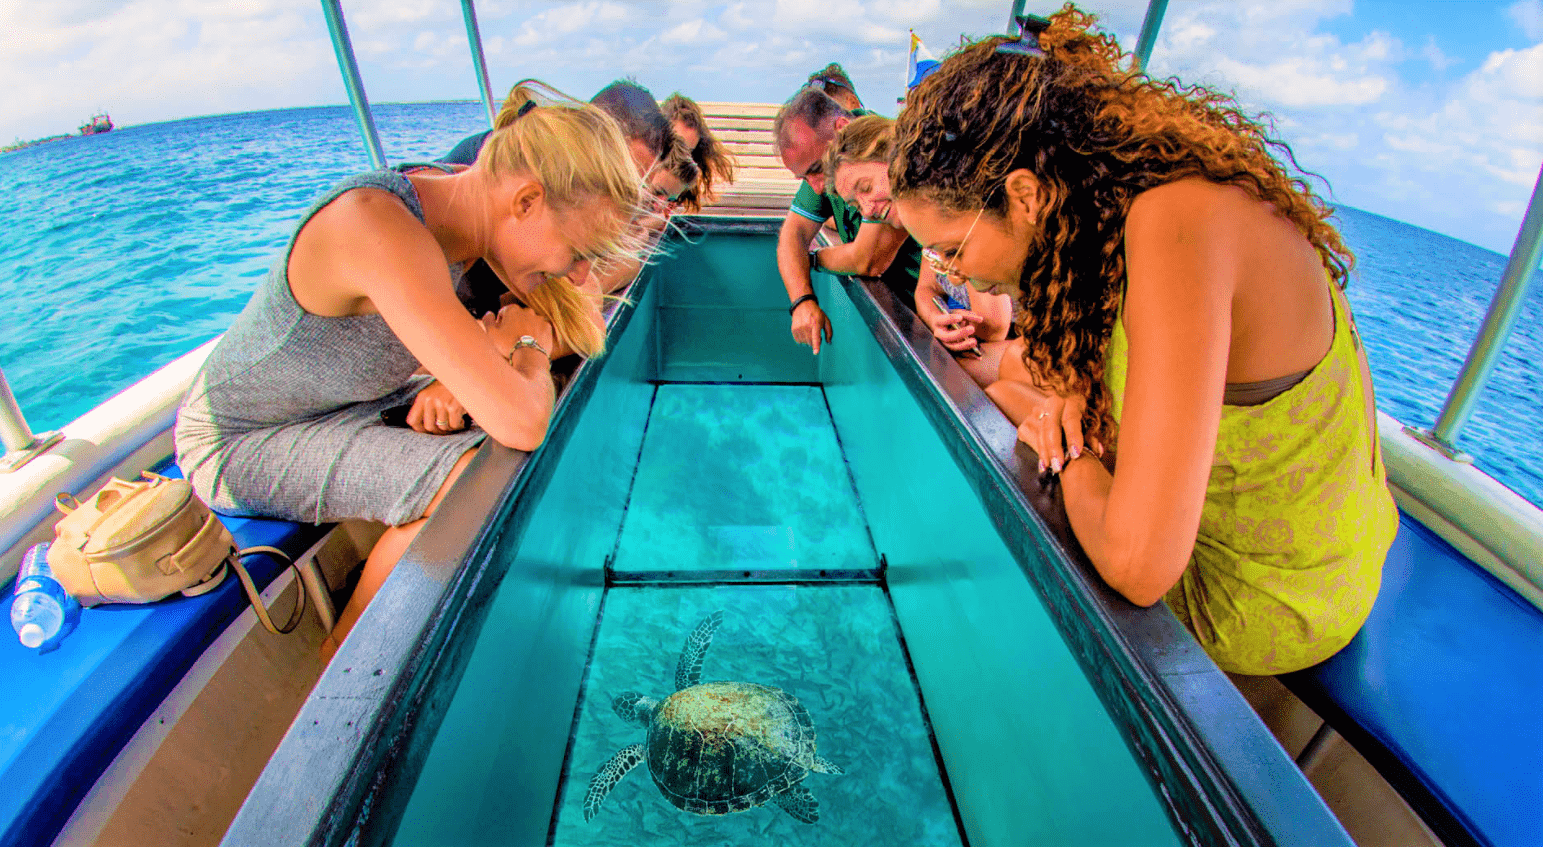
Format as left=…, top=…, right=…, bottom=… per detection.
left=612, top=385, right=876, bottom=573
left=552, top=584, right=964, bottom=847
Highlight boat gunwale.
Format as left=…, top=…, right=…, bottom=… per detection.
left=841, top=274, right=1355, bottom=847
left=226, top=216, right=1351, bottom=847
left=221, top=244, right=654, bottom=846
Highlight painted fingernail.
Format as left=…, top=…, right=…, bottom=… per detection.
left=1051, top=458, right=1063, bottom=473
left=1038, top=460, right=1046, bottom=473
left=1069, top=445, right=1081, bottom=460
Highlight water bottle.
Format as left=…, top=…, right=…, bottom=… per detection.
left=11, top=543, right=81, bottom=649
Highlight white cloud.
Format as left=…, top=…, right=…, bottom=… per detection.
left=1422, top=36, right=1456, bottom=72
left=1, top=0, right=1536, bottom=254
left=1477, top=43, right=1543, bottom=98
left=1212, top=56, right=1387, bottom=106
left=1507, top=0, right=1543, bottom=42
left=659, top=18, right=727, bottom=45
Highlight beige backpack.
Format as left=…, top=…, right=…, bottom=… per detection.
left=48, top=472, right=304, bottom=634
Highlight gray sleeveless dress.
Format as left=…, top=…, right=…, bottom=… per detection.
left=175, top=167, right=487, bottom=525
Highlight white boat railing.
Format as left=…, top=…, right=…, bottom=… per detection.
left=1423, top=166, right=1543, bottom=456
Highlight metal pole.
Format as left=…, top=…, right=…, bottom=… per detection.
left=1007, top=0, right=1028, bottom=34
left=320, top=0, right=387, bottom=170
left=1429, top=163, right=1543, bottom=447
left=1133, top=0, right=1170, bottom=71
left=0, top=368, right=36, bottom=454
left=0, top=367, right=62, bottom=473
left=460, top=0, right=498, bottom=128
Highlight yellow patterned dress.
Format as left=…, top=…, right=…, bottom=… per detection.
left=1103, top=281, right=1398, bottom=675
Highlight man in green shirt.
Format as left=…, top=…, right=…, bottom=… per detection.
left=771, top=87, right=922, bottom=354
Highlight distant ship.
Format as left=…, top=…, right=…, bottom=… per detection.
left=79, top=112, right=113, bottom=135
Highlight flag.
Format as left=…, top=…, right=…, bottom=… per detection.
left=907, top=30, right=940, bottom=89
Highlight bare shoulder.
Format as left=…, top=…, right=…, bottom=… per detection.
left=290, top=186, right=440, bottom=313
left=309, top=186, right=421, bottom=234
left=1127, top=178, right=1264, bottom=241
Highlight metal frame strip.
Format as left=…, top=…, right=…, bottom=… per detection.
left=319, top=0, right=387, bottom=170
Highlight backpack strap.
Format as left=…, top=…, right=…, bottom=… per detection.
left=227, top=546, right=308, bottom=635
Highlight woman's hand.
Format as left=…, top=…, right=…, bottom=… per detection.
left=1015, top=390, right=1091, bottom=474
left=481, top=302, right=555, bottom=358
left=925, top=308, right=985, bottom=352
left=985, top=379, right=1101, bottom=474
left=407, top=380, right=469, bottom=434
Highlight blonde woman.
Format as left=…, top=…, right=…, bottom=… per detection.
left=175, top=82, right=648, bottom=653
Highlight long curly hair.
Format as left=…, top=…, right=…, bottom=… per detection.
left=890, top=4, right=1353, bottom=447
left=661, top=94, right=737, bottom=210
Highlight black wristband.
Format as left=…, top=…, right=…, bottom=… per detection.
left=807, top=247, right=823, bottom=271
left=789, top=293, right=818, bottom=315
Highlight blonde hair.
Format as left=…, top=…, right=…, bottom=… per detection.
left=527, top=276, right=605, bottom=358
left=477, top=80, right=653, bottom=357
left=821, top=114, right=895, bottom=180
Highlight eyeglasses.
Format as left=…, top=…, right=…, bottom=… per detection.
left=921, top=208, right=984, bottom=281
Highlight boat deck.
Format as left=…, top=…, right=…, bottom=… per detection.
left=695, top=102, right=798, bottom=218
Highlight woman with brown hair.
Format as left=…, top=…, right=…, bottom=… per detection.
left=889, top=6, right=1397, bottom=675
left=824, top=114, right=1014, bottom=386
left=660, top=94, right=736, bottom=212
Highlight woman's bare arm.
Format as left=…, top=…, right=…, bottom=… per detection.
left=289, top=188, right=555, bottom=451
left=1058, top=181, right=1240, bottom=606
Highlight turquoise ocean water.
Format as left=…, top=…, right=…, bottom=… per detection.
left=0, top=103, right=1540, bottom=507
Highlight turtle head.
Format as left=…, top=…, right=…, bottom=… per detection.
left=611, top=691, right=657, bottom=727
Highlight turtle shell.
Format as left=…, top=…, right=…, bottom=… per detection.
left=645, top=681, right=818, bottom=815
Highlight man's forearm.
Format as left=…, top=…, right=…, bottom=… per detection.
left=776, top=215, right=823, bottom=302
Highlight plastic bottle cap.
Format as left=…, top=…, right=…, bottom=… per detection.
left=18, top=623, right=45, bottom=649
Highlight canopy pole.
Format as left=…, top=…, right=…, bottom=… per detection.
left=1420, top=163, right=1543, bottom=455
left=1133, top=0, right=1169, bottom=70
left=1007, top=0, right=1028, bottom=34
left=460, top=0, right=497, bottom=128
left=0, top=368, right=61, bottom=473
left=320, top=0, right=387, bottom=170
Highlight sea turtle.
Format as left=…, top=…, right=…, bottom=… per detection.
left=582, top=611, right=843, bottom=824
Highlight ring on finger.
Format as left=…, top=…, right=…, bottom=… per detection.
left=1037, top=411, right=1050, bottom=420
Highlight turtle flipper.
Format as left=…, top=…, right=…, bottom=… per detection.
left=772, top=784, right=820, bottom=823
left=674, top=610, right=724, bottom=691
left=583, top=743, right=646, bottom=822
left=612, top=691, right=656, bottom=726
left=810, top=755, right=844, bottom=775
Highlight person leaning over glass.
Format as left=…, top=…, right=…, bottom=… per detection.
left=888, top=7, right=1397, bottom=676
left=175, top=82, right=651, bottom=657
left=823, top=114, right=1016, bottom=388
left=773, top=86, right=922, bottom=354
left=661, top=94, right=737, bottom=214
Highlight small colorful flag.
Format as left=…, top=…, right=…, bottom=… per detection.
left=907, top=30, right=940, bottom=89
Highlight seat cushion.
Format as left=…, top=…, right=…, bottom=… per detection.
left=1281, top=511, right=1543, bottom=847
left=0, top=465, right=331, bottom=847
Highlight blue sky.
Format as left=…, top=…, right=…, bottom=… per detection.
left=3, top=0, right=1541, bottom=254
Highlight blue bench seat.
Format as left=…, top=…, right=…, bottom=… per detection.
left=0, top=467, right=331, bottom=847
left=1280, top=511, right=1543, bottom=847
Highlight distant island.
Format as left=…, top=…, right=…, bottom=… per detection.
left=2, top=112, right=114, bottom=154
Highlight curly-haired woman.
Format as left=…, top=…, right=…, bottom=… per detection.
left=890, top=6, right=1397, bottom=675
